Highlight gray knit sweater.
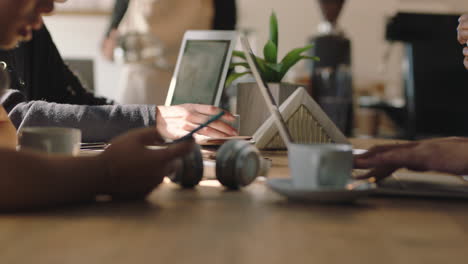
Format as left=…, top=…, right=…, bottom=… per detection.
left=1, top=90, right=156, bottom=142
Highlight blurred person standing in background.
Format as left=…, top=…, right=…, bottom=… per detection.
left=102, top=0, right=237, bottom=105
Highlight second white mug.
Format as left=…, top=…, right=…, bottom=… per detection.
left=18, top=127, right=82, bottom=156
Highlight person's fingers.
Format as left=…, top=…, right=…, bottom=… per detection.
left=196, top=126, right=232, bottom=138
left=464, top=57, right=468, bottom=70
left=167, top=121, right=229, bottom=139
left=190, top=104, right=236, bottom=122
left=458, top=20, right=468, bottom=30
left=178, top=121, right=199, bottom=132
left=463, top=47, right=468, bottom=56
left=355, top=145, right=424, bottom=171
left=353, top=166, right=398, bottom=182
left=355, top=142, right=417, bottom=160
left=459, top=14, right=468, bottom=23
left=183, top=111, right=236, bottom=135
left=205, top=120, right=237, bottom=136
left=220, top=111, right=236, bottom=122
left=193, top=134, right=211, bottom=144
left=354, top=155, right=375, bottom=169
left=153, top=139, right=195, bottom=162
left=183, top=110, right=210, bottom=125
left=355, top=145, right=398, bottom=160
left=188, top=104, right=219, bottom=115
left=457, top=28, right=468, bottom=44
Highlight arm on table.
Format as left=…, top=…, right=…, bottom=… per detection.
left=4, top=90, right=238, bottom=143
left=0, top=128, right=194, bottom=211
left=354, top=137, right=468, bottom=181
left=0, top=106, right=16, bottom=149
left=8, top=100, right=155, bottom=142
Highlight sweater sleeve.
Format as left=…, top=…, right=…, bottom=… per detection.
left=6, top=97, right=156, bottom=143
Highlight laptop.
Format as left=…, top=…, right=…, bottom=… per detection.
left=240, top=35, right=468, bottom=199
left=165, top=30, right=237, bottom=107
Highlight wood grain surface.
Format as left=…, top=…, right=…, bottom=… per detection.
left=0, top=139, right=467, bottom=264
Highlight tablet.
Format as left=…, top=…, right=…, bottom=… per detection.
left=165, top=30, right=237, bottom=106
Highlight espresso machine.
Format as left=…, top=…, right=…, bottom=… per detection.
left=385, top=12, right=468, bottom=138
left=308, top=0, right=353, bottom=135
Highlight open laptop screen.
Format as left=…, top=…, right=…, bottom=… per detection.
left=170, top=40, right=230, bottom=105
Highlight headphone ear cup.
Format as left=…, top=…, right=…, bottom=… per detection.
left=216, top=140, right=261, bottom=189
left=169, top=144, right=204, bottom=188
left=235, top=143, right=261, bottom=186
left=216, top=140, right=240, bottom=189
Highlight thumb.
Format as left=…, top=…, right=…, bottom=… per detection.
left=159, top=139, right=195, bottom=161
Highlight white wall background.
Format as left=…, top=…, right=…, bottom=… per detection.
left=44, top=0, right=468, bottom=101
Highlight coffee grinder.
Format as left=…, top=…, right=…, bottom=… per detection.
left=309, top=0, right=353, bottom=135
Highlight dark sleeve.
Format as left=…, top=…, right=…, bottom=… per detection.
left=8, top=100, right=157, bottom=143
left=0, top=90, right=26, bottom=113
left=105, top=0, right=130, bottom=36
left=29, top=26, right=113, bottom=106
left=212, top=0, right=237, bottom=30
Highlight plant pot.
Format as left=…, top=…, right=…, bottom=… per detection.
left=237, top=82, right=303, bottom=136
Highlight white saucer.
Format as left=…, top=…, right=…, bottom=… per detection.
left=267, top=178, right=376, bottom=203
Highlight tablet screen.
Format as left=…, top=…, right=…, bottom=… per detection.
left=171, top=40, right=230, bottom=105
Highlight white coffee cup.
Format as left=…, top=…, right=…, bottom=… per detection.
left=18, top=127, right=82, bottom=155
left=288, top=143, right=353, bottom=190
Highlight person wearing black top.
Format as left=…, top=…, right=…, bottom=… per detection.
left=0, top=13, right=237, bottom=142
left=0, top=26, right=111, bottom=107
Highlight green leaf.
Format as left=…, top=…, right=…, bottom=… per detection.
left=265, top=62, right=282, bottom=73
left=278, top=55, right=319, bottom=81
left=279, top=45, right=315, bottom=78
left=265, top=63, right=283, bottom=82
left=254, top=57, right=268, bottom=74
left=263, top=40, right=277, bottom=63
left=255, top=57, right=276, bottom=82
left=232, top=50, right=246, bottom=60
left=225, top=71, right=252, bottom=88
left=269, top=11, right=279, bottom=48
left=229, top=62, right=250, bottom=70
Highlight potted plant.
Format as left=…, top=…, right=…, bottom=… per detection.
left=228, top=11, right=319, bottom=136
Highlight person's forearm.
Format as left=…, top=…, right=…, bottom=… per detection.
left=0, top=106, right=17, bottom=149
left=0, top=149, right=107, bottom=211
left=8, top=101, right=156, bottom=142
left=106, top=0, right=129, bottom=36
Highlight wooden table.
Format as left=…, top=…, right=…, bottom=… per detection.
left=1, top=139, right=467, bottom=264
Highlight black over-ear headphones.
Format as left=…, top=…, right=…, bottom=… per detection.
left=168, top=140, right=263, bottom=189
